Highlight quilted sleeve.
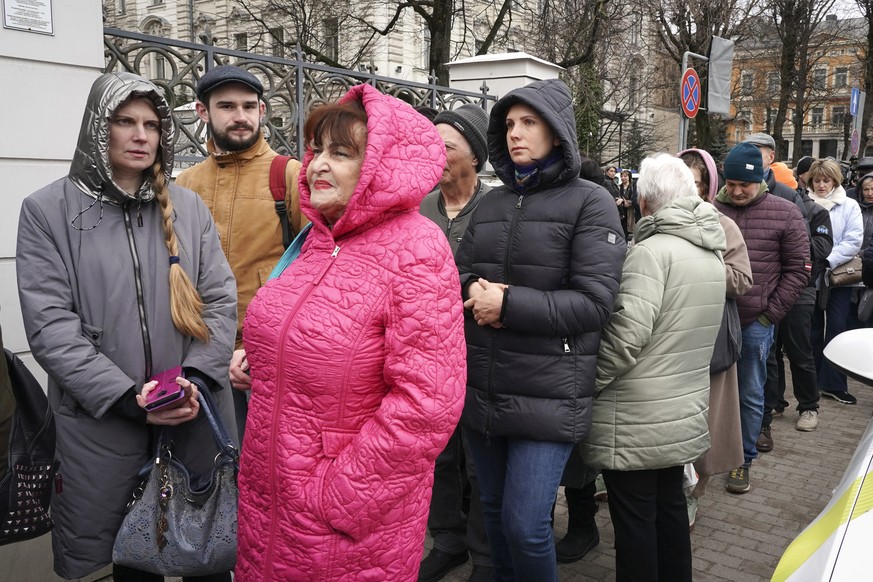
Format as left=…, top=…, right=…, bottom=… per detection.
left=595, top=244, right=664, bottom=394
left=320, top=237, right=466, bottom=541
left=764, top=204, right=810, bottom=325
left=828, top=200, right=863, bottom=269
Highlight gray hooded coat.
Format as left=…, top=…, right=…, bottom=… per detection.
left=16, top=72, right=238, bottom=578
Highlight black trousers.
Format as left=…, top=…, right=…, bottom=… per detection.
left=426, top=425, right=491, bottom=565
left=763, top=290, right=819, bottom=429
left=601, top=466, right=691, bottom=582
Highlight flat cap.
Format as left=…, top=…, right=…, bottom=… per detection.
left=743, top=132, right=776, bottom=150
left=197, top=65, right=264, bottom=102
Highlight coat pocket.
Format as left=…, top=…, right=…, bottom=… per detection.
left=81, top=322, right=103, bottom=349
left=321, top=427, right=358, bottom=459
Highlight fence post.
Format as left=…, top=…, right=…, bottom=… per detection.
left=295, top=44, right=305, bottom=158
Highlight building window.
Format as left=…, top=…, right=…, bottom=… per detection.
left=323, top=18, right=339, bottom=61
left=832, top=106, right=846, bottom=129
left=741, top=72, right=753, bottom=95
left=767, top=108, right=776, bottom=132
left=768, top=72, right=780, bottom=94
left=420, top=27, right=430, bottom=70
left=234, top=33, right=247, bottom=51
left=629, top=75, right=638, bottom=109
left=630, top=16, right=641, bottom=45
left=150, top=0, right=163, bottom=5
left=118, top=0, right=126, bottom=14
left=813, top=68, right=827, bottom=90
left=474, top=38, right=484, bottom=54
left=270, top=27, right=284, bottom=58
left=811, top=107, right=824, bottom=128
left=835, top=67, right=848, bottom=89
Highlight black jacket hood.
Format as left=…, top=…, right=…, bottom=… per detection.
left=487, top=78, right=581, bottom=192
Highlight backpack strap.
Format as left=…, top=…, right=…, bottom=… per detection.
left=270, top=155, right=294, bottom=249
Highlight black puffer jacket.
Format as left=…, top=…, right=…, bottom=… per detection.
left=456, top=79, right=626, bottom=443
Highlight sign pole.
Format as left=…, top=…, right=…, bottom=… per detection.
left=679, top=51, right=708, bottom=152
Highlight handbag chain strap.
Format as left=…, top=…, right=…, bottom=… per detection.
left=156, top=447, right=173, bottom=551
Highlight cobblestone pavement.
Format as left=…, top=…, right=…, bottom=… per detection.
left=426, top=376, right=872, bottom=582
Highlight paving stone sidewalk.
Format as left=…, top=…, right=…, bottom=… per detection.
left=428, top=376, right=872, bottom=582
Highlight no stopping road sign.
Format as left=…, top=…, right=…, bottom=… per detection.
left=681, top=68, right=701, bottom=119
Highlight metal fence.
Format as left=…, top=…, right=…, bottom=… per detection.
left=104, top=28, right=495, bottom=165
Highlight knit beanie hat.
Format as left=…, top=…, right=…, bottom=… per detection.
left=771, top=161, right=798, bottom=189
left=795, top=156, right=814, bottom=176
left=723, top=142, right=764, bottom=183
left=434, top=104, right=489, bottom=171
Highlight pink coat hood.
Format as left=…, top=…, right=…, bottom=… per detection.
left=678, top=148, right=719, bottom=202
left=299, top=83, right=447, bottom=238
left=238, top=85, right=464, bottom=581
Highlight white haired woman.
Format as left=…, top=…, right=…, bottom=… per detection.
left=581, top=153, right=727, bottom=582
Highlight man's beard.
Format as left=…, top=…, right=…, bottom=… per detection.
left=210, top=121, right=260, bottom=152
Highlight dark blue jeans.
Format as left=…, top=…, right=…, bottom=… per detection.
left=737, top=321, right=775, bottom=466
left=464, top=429, right=573, bottom=582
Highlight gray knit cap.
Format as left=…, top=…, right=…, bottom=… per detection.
left=434, top=104, right=489, bottom=171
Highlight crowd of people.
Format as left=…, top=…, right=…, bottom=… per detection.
left=8, top=65, right=873, bottom=582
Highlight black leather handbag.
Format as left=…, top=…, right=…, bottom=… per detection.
left=0, top=348, right=58, bottom=546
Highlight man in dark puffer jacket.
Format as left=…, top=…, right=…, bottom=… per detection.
left=715, top=142, right=809, bottom=495
left=456, top=78, right=625, bottom=580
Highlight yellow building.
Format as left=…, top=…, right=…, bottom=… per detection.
left=725, top=15, right=867, bottom=161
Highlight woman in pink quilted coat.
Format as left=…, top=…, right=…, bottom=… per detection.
left=234, top=84, right=467, bottom=581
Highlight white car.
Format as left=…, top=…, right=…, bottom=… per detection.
left=772, top=328, right=873, bottom=581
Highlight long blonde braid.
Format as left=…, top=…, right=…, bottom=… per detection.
left=152, top=162, right=210, bottom=342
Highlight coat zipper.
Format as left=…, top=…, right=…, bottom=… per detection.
left=263, top=244, right=340, bottom=579
left=123, top=204, right=153, bottom=378
left=486, top=194, right=524, bottom=444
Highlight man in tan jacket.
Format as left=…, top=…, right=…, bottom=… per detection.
left=176, top=65, right=305, bottom=439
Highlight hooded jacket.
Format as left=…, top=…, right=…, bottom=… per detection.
left=237, top=84, right=465, bottom=581
left=581, top=197, right=727, bottom=470
left=16, top=72, right=237, bottom=578
left=455, top=79, right=626, bottom=443
left=715, top=185, right=809, bottom=326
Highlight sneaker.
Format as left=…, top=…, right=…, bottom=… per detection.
left=686, top=495, right=698, bottom=531
left=822, top=390, right=857, bottom=405
left=726, top=466, right=750, bottom=494
left=593, top=474, right=608, bottom=502
left=468, top=565, right=492, bottom=582
left=756, top=426, right=773, bottom=453
left=796, top=410, right=819, bottom=431
left=555, top=524, right=600, bottom=563
left=418, top=549, right=468, bottom=582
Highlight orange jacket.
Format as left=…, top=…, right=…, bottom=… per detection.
left=176, top=134, right=305, bottom=346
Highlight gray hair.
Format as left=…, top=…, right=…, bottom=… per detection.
left=637, top=153, right=698, bottom=214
